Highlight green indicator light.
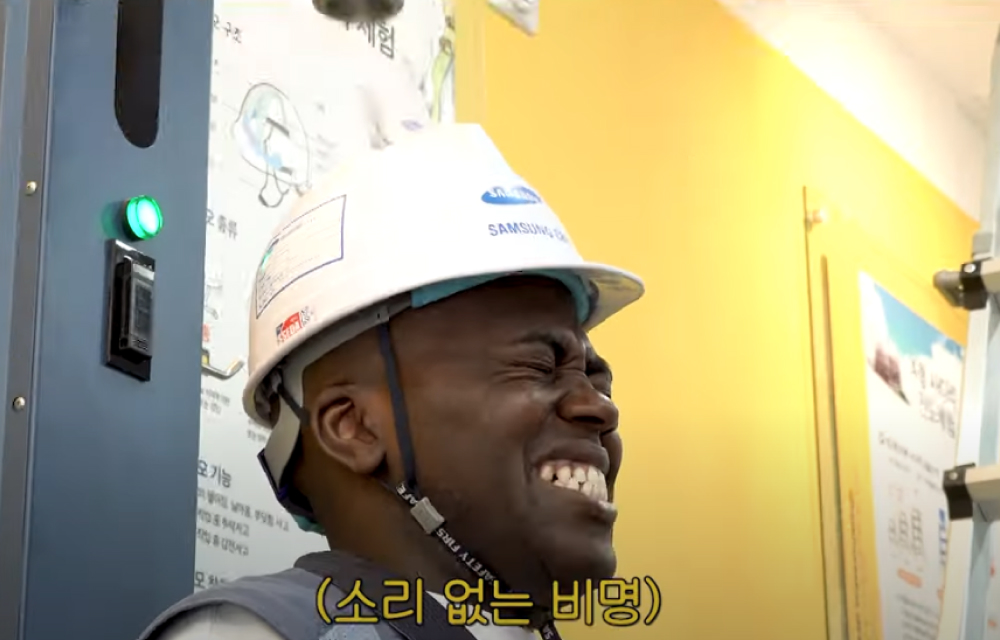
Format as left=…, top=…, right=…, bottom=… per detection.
left=124, top=195, right=163, bottom=240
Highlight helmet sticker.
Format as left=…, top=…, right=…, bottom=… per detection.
left=259, top=240, right=276, bottom=272
left=254, top=194, right=347, bottom=318
left=275, top=307, right=314, bottom=345
left=480, top=185, right=542, bottom=205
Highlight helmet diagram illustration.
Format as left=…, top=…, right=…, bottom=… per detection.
left=232, top=83, right=312, bottom=209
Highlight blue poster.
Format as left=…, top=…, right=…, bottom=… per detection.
left=858, top=272, right=962, bottom=640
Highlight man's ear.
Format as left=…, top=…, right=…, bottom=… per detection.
left=308, top=385, right=386, bottom=475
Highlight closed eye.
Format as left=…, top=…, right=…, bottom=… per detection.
left=586, top=355, right=612, bottom=398
left=527, top=363, right=556, bottom=375
left=507, top=357, right=556, bottom=376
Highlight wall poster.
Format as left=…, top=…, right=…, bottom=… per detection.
left=195, top=0, right=456, bottom=591
left=858, top=271, right=962, bottom=640
left=987, top=538, right=1000, bottom=639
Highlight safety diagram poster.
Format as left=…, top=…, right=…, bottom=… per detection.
left=858, top=272, right=962, bottom=640
left=196, top=0, right=455, bottom=590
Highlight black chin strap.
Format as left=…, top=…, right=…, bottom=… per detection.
left=270, top=323, right=563, bottom=639
left=376, top=323, right=419, bottom=490
left=374, top=324, right=562, bottom=639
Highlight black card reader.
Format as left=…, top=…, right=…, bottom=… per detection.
left=105, top=239, right=156, bottom=381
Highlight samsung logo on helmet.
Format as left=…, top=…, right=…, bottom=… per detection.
left=481, top=186, right=542, bottom=205
left=488, top=222, right=569, bottom=243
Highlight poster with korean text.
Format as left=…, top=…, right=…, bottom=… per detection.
left=195, top=0, right=456, bottom=591
left=859, top=272, right=962, bottom=640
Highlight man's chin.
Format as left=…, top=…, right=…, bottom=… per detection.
left=539, top=545, right=617, bottom=604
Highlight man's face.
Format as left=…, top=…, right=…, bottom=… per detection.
left=390, top=276, right=622, bottom=602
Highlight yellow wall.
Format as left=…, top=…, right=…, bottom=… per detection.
left=455, top=1, right=978, bottom=638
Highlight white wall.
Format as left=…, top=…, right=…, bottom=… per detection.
left=719, top=0, right=986, bottom=221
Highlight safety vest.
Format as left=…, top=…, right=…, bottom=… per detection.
left=138, top=550, right=480, bottom=640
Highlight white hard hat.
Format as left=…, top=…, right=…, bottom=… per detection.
left=244, top=122, right=644, bottom=495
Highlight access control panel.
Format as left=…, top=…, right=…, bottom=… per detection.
left=105, top=239, right=156, bottom=381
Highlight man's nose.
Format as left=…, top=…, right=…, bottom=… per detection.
left=559, top=381, right=619, bottom=432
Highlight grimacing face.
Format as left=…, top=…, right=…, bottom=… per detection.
left=388, top=276, right=622, bottom=604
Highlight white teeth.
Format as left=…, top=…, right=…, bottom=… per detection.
left=539, top=461, right=609, bottom=504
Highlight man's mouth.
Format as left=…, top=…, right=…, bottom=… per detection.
left=536, top=460, right=614, bottom=510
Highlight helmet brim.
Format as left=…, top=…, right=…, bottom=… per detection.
left=242, top=260, right=644, bottom=426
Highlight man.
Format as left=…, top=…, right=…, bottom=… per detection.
left=139, top=123, right=644, bottom=640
